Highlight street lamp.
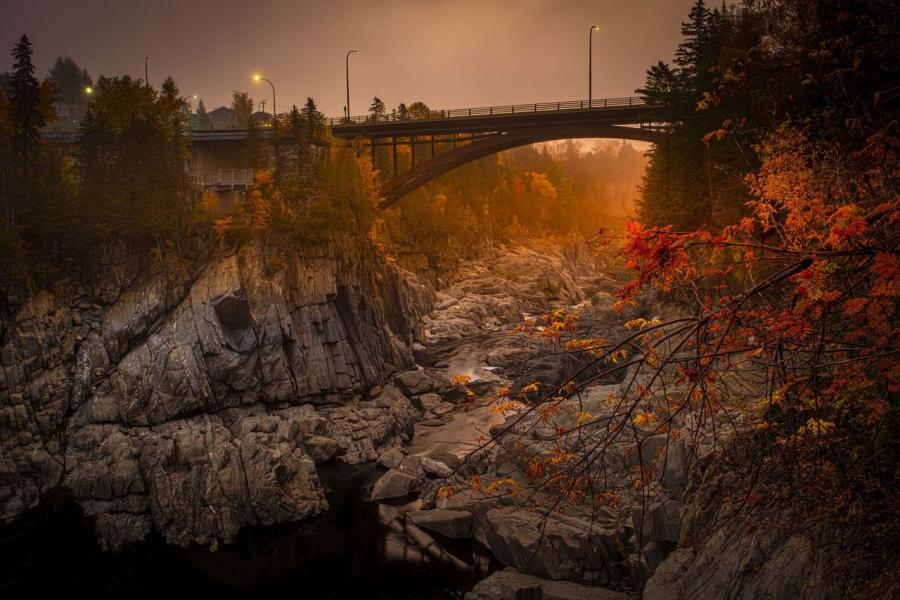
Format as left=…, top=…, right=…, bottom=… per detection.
left=145, top=56, right=150, bottom=87
left=84, top=86, right=93, bottom=95
left=253, top=74, right=276, bottom=125
left=589, top=25, right=598, bottom=108
left=345, top=49, right=358, bottom=119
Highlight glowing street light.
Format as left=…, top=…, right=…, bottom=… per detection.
left=589, top=25, right=599, bottom=108
left=84, top=86, right=93, bottom=95
left=345, top=49, right=358, bottom=119
left=252, top=74, right=276, bottom=123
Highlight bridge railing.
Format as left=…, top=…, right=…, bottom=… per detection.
left=196, top=169, right=254, bottom=189
left=328, top=96, right=650, bottom=127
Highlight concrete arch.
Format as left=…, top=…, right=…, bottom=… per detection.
left=378, top=124, right=662, bottom=208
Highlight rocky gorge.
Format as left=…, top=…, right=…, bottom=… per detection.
left=0, top=235, right=833, bottom=598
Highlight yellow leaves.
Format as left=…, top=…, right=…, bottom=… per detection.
left=491, top=400, right=525, bottom=415
left=451, top=374, right=471, bottom=387
left=574, top=411, right=593, bottom=427
left=485, top=478, right=522, bottom=497
left=605, top=392, right=619, bottom=405
left=798, top=418, right=836, bottom=437
left=521, top=382, right=540, bottom=395
left=605, top=348, right=628, bottom=364
left=213, top=215, right=235, bottom=241
left=436, top=485, right=455, bottom=499
left=633, top=412, right=656, bottom=428
left=564, top=337, right=606, bottom=357
left=538, top=401, right=560, bottom=423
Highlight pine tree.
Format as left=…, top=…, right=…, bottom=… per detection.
left=369, top=96, right=386, bottom=120
left=7, top=36, right=44, bottom=177
left=301, top=97, right=324, bottom=140
left=196, top=98, right=209, bottom=128
left=48, top=56, right=92, bottom=104
left=5, top=35, right=47, bottom=228
left=674, top=0, right=711, bottom=90
left=288, top=104, right=302, bottom=138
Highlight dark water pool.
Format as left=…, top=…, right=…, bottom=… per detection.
left=0, top=463, right=496, bottom=599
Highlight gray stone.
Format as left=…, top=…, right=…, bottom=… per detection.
left=409, top=509, right=473, bottom=539
left=369, top=469, right=419, bottom=501
left=415, top=392, right=442, bottom=411
left=483, top=508, right=628, bottom=586
left=420, top=456, right=454, bottom=478
left=464, top=568, right=630, bottom=600
left=394, top=369, right=436, bottom=396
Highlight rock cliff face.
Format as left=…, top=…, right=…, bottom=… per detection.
left=0, top=239, right=434, bottom=548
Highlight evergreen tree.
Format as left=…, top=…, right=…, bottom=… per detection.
left=301, top=97, right=324, bottom=140
left=48, top=56, right=92, bottom=104
left=369, top=96, right=386, bottom=120
left=7, top=36, right=44, bottom=181
left=4, top=35, right=52, bottom=230
left=231, top=91, right=253, bottom=128
left=196, top=98, right=209, bottom=128
left=288, top=104, right=302, bottom=138
left=674, top=0, right=711, bottom=91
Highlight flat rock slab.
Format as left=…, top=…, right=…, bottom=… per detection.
left=368, top=468, right=418, bottom=501
left=409, top=509, right=473, bottom=539
left=464, top=567, right=631, bottom=600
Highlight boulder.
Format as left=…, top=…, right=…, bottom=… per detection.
left=483, top=508, right=628, bottom=586
left=394, top=369, right=436, bottom=396
left=409, top=509, right=473, bottom=539
left=420, top=456, right=454, bottom=478
left=464, top=568, right=630, bottom=600
left=376, top=447, right=406, bottom=470
left=369, top=469, right=419, bottom=501
left=414, top=393, right=443, bottom=411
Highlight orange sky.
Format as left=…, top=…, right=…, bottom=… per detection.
left=4, top=0, right=695, bottom=119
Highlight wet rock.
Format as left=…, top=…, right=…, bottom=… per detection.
left=213, top=295, right=253, bottom=329
left=414, top=392, right=442, bottom=411
left=432, top=401, right=455, bottom=416
left=394, top=369, right=436, bottom=396
left=303, top=435, right=340, bottom=463
left=409, top=509, right=472, bottom=539
left=369, top=468, right=419, bottom=501
left=483, top=508, right=629, bottom=586
left=376, top=447, right=406, bottom=470
left=633, top=498, right=681, bottom=546
left=420, top=456, right=454, bottom=478
left=0, top=238, right=434, bottom=548
left=464, top=567, right=630, bottom=600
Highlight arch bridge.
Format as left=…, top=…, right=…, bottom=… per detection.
left=329, top=97, right=668, bottom=208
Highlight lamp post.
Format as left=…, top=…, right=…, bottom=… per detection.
left=345, top=49, right=358, bottom=119
left=253, top=74, right=276, bottom=124
left=145, top=56, right=150, bottom=87
left=588, top=25, right=598, bottom=108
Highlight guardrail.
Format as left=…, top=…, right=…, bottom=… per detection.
left=328, top=96, right=650, bottom=126
left=42, top=96, right=655, bottom=135
left=193, top=169, right=254, bottom=189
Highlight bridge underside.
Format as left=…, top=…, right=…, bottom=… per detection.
left=377, top=124, right=661, bottom=208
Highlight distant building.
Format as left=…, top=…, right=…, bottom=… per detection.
left=252, top=111, right=273, bottom=127
left=209, top=106, right=236, bottom=129
left=54, top=102, right=88, bottom=130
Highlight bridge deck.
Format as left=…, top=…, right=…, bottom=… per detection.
left=329, top=96, right=665, bottom=138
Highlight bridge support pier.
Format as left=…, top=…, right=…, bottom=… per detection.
left=392, top=137, right=398, bottom=178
